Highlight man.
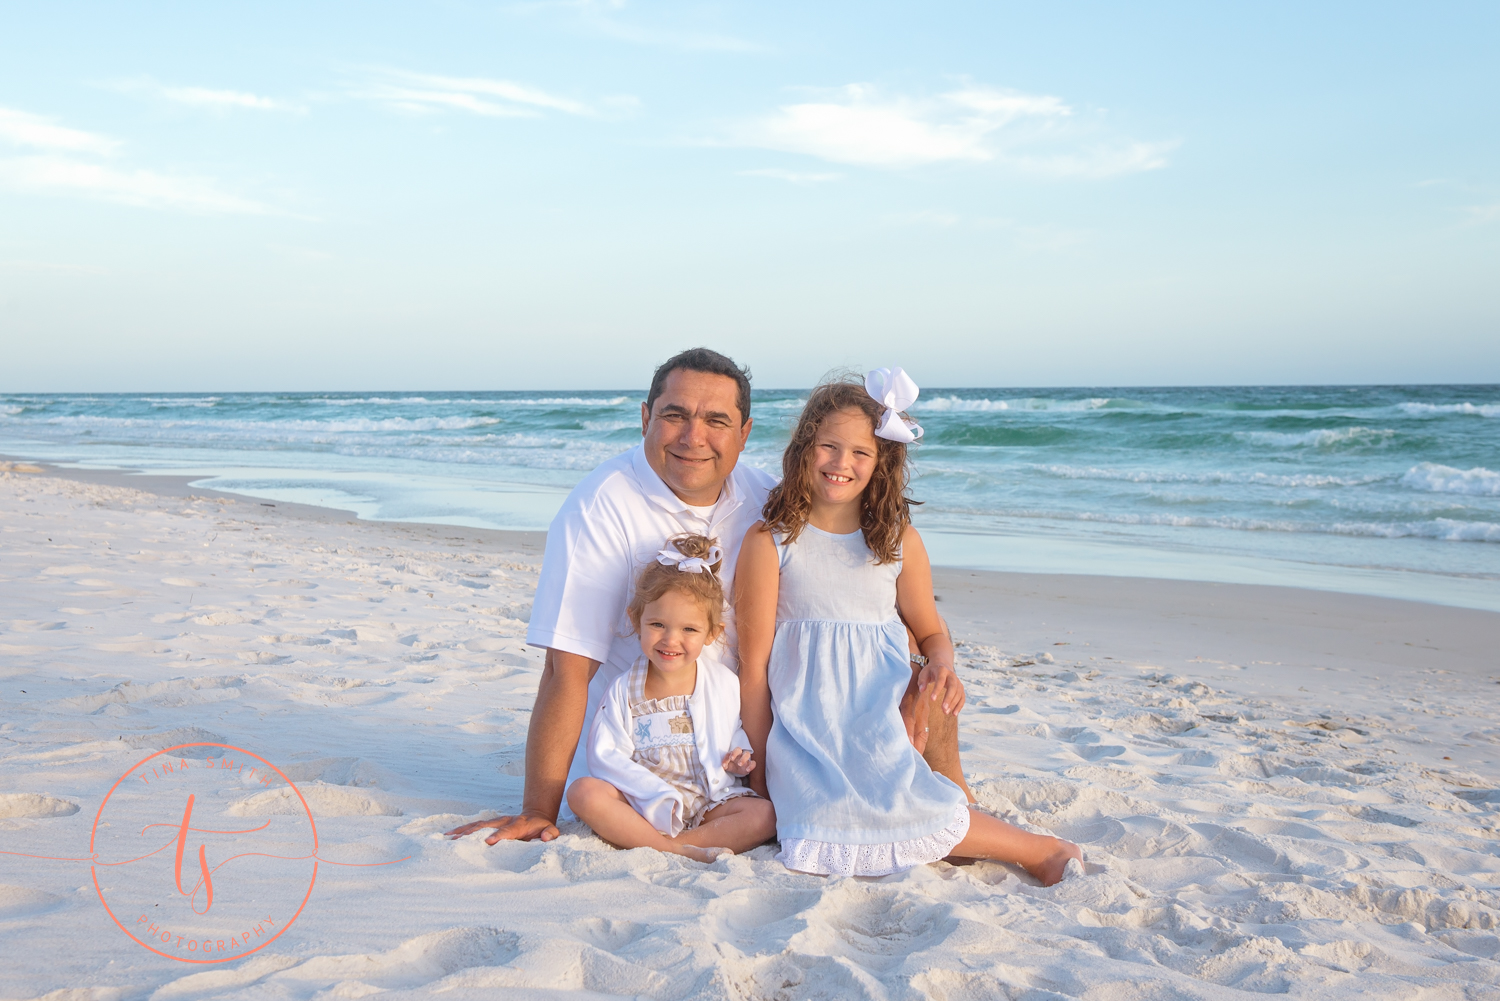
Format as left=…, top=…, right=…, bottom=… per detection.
left=446, top=348, right=966, bottom=845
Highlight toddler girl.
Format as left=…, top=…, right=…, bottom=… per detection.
left=736, top=370, right=1083, bottom=884
left=568, top=534, right=777, bottom=862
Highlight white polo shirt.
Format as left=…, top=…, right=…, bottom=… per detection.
left=526, top=443, right=777, bottom=791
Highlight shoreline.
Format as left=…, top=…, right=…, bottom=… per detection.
left=0, top=453, right=549, bottom=555
left=6, top=453, right=1492, bottom=622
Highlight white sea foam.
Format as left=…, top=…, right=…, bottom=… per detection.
left=317, top=396, right=443, bottom=406
left=0, top=405, right=23, bottom=416
left=1031, top=464, right=1386, bottom=488
left=938, top=506, right=1500, bottom=543
left=1401, top=463, right=1500, bottom=497
left=1399, top=401, right=1500, bottom=417
left=1237, top=427, right=1397, bottom=448
left=140, top=397, right=221, bottom=407
left=916, top=396, right=1113, bottom=412
left=306, top=396, right=633, bottom=407
left=1329, top=518, right=1500, bottom=542
left=39, top=414, right=505, bottom=433
left=313, top=396, right=529, bottom=406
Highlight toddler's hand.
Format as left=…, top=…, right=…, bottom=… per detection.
left=722, top=747, right=756, bottom=776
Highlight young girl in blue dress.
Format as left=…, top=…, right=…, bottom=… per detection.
left=736, top=371, right=1082, bottom=884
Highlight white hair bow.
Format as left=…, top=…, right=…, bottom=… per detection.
left=865, top=367, right=924, bottom=443
left=656, top=545, right=722, bottom=573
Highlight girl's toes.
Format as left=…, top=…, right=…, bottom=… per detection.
left=1033, top=840, right=1083, bottom=886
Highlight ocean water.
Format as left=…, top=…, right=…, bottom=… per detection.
left=2, top=386, right=1496, bottom=610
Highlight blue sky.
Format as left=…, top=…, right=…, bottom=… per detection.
left=1, top=1, right=1496, bottom=390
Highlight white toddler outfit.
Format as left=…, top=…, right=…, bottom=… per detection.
left=587, top=656, right=756, bottom=836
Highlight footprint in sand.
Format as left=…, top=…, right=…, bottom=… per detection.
left=703, top=887, right=825, bottom=954
left=150, top=928, right=518, bottom=999
left=0, top=793, right=80, bottom=818
left=6, top=620, right=67, bottom=632
left=0, top=885, right=67, bottom=919
left=227, top=782, right=403, bottom=817
left=574, top=917, right=650, bottom=951
left=787, top=883, right=956, bottom=974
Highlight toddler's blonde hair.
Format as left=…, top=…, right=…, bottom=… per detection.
left=626, top=534, right=726, bottom=639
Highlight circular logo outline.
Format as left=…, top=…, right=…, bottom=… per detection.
left=91, top=742, right=320, bottom=964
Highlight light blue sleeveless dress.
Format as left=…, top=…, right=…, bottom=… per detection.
left=766, top=526, right=971, bottom=876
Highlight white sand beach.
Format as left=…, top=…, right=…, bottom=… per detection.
left=3, top=464, right=1499, bottom=1000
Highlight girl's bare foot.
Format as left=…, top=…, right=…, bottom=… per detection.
left=676, top=844, right=735, bottom=864
left=1027, top=838, right=1083, bottom=886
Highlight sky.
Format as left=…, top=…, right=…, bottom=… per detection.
left=1, top=1, right=1497, bottom=391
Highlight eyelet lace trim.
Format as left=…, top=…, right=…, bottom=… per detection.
left=776, top=803, right=971, bottom=877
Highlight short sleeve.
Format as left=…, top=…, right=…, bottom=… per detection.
left=526, top=486, right=632, bottom=662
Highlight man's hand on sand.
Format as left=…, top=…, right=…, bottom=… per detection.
left=444, top=811, right=559, bottom=845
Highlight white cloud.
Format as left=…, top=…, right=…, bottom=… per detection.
left=359, top=70, right=599, bottom=118
left=0, top=105, right=271, bottom=214
left=154, top=84, right=302, bottom=113
left=0, top=155, right=270, bottom=214
left=731, top=83, right=1172, bottom=178
left=883, top=210, right=962, bottom=227
left=883, top=210, right=1091, bottom=250
left=587, top=18, right=764, bottom=53
left=514, top=0, right=764, bottom=53
left=739, top=168, right=842, bottom=185
left=1463, top=203, right=1500, bottom=226
left=0, top=108, right=120, bottom=155
left=1000, top=140, right=1177, bottom=179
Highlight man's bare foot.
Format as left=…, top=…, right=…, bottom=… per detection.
left=676, top=845, right=735, bottom=863
left=1026, top=839, right=1083, bottom=886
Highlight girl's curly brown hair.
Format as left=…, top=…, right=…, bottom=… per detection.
left=626, top=534, right=726, bottom=639
left=761, top=378, right=918, bottom=564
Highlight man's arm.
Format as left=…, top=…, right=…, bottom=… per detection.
left=444, top=648, right=598, bottom=844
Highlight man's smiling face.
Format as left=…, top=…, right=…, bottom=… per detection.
left=641, top=368, right=752, bottom=507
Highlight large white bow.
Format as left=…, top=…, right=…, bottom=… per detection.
left=865, top=367, right=924, bottom=443
left=656, top=545, right=722, bottom=574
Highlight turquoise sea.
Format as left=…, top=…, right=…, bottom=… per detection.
left=2, top=386, right=1496, bottom=610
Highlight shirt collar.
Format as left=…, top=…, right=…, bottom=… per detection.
left=630, top=443, right=741, bottom=520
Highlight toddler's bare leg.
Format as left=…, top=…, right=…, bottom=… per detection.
left=567, top=777, right=720, bottom=862
left=949, top=811, right=1082, bottom=886
left=675, top=796, right=777, bottom=855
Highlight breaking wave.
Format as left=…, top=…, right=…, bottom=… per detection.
left=1401, top=463, right=1500, bottom=497
left=1236, top=427, right=1397, bottom=449
left=1399, top=402, right=1500, bottom=418
left=1032, top=464, right=1387, bottom=488
left=916, top=396, right=1114, bottom=413
left=988, top=509, right=1500, bottom=542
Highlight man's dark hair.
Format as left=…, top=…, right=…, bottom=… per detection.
left=644, top=348, right=753, bottom=425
